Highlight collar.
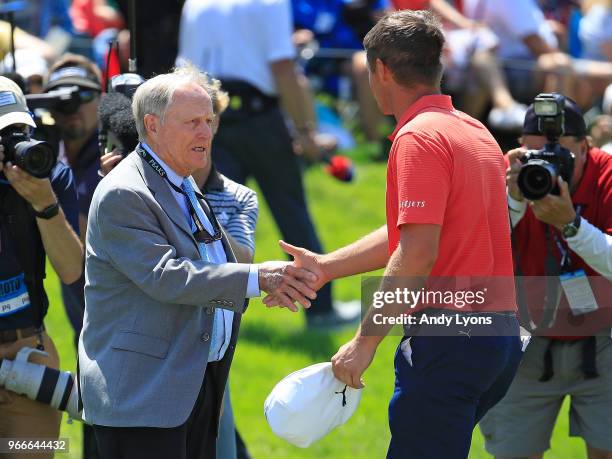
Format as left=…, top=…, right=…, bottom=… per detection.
left=388, top=94, right=454, bottom=141
left=140, top=142, right=183, bottom=188
left=572, top=148, right=597, bottom=205
left=203, top=165, right=224, bottom=192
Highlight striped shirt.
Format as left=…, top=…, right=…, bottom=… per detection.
left=202, top=167, right=258, bottom=252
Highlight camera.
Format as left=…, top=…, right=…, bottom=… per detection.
left=1, top=126, right=57, bottom=178
left=0, top=347, right=82, bottom=421
left=25, top=85, right=84, bottom=115
left=517, top=93, right=575, bottom=200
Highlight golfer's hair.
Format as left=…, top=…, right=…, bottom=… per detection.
left=132, top=62, right=229, bottom=140
left=363, top=10, right=445, bottom=88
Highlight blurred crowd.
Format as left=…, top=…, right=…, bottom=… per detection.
left=0, top=0, right=610, bottom=153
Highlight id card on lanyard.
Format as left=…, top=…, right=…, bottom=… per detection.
left=0, top=273, right=31, bottom=316
left=552, top=206, right=599, bottom=315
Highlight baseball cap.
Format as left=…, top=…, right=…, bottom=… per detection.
left=522, top=95, right=587, bottom=137
left=0, top=76, right=36, bottom=131
left=44, top=65, right=101, bottom=92
left=264, top=362, right=363, bottom=448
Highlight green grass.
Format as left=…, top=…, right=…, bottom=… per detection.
left=44, top=162, right=587, bottom=458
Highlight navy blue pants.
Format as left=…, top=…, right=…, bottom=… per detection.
left=387, top=314, right=522, bottom=459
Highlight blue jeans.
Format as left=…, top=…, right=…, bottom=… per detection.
left=387, top=314, right=522, bottom=459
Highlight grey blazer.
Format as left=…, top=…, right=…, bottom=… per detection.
left=78, top=151, right=250, bottom=428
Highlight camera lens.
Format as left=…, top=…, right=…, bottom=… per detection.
left=14, top=140, right=57, bottom=178
left=518, top=160, right=557, bottom=200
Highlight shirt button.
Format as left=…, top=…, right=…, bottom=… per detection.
left=201, top=333, right=210, bottom=342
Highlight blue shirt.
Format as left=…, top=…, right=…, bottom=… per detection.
left=292, top=0, right=389, bottom=50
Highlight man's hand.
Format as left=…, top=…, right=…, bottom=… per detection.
left=1, top=145, right=57, bottom=211
left=506, top=147, right=527, bottom=201
left=258, top=260, right=318, bottom=312
left=262, top=240, right=330, bottom=307
left=530, top=176, right=576, bottom=229
left=331, top=337, right=377, bottom=389
left=100, top=149, right=124, bottom=177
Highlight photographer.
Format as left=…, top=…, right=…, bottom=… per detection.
left=43, top=54, right=102, bottom=337
left=0, top=77, right=82, bottom=457
left=480, top=96, right=612, bottom=459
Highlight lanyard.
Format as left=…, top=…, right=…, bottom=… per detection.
left=137, top=145, right=222, bottom=244
left=548, top=205, right=583, bottom=271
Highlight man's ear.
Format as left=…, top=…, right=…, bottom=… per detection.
left=143, top=114, right=158, bottom=136
left=376, top=58, right=392, bottom=83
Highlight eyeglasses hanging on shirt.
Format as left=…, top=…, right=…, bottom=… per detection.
left=137, top=145, right=223, bottom=244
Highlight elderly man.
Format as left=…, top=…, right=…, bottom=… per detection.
left=78, top=66, right=318, bottom=459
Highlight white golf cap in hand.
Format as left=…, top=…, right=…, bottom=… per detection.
left=264, top=362, right=363, bottom=448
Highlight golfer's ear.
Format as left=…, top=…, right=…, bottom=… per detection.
left=144, top=114, right=158, bottom=135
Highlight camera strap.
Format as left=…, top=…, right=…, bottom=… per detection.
left=548, top=205, right=583, bottom=272
left=512, top=223, right=562, bottom=333
left=136, top=145, right=222, bottom=243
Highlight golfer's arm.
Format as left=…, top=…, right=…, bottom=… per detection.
left=321, top=225, right=389, bottom=280
left=357, top=223, right=440, bottom=347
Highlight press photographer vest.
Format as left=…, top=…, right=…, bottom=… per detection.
left=0, top=183, right=48, bottom=330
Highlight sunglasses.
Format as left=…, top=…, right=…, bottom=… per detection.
left=78, top=89, right=99, bottom=104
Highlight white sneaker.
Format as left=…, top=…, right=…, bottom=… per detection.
left=488, top=103, right=528, bottom=132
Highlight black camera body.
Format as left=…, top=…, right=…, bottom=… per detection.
left=1, top=128, right=57, bottom=178
left=517, top=93, right=575, bottom=200
left=25, top=86, right=83, bottom=115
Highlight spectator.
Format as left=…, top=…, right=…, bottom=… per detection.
left=461, top=0, right=612, bottom=109
left=589, top=114, right=612, bottom=153
left=178, top=0, right=360, bottom=329
left=579, top=0, right=612, bottom=62
left=394, top=0, right=528, bottom=131
left=12, top=0, right=74, bottom=40
left=480, top=96, right=612, bottom=459
left=292, top=0, right=391, bottom=141
left=70, top=0, right=125, bottom=39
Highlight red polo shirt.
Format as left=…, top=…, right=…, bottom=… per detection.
left=512, top=147, right=612, bottom=336
left=386, top=95, right=515, bottom=312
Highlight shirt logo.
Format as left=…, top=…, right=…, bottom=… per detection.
left=400, top=200, right=426, bottom=209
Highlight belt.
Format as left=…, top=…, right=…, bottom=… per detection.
left=0, top=326, right=40, bottom=344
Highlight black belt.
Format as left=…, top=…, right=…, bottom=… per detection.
left=220, top=79, right=279, bottom=122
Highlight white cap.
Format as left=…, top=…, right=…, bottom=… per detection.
left=264, top=362, right=362, bottom=448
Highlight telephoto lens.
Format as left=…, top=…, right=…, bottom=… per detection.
left=0, top=347, right=82, bottom=420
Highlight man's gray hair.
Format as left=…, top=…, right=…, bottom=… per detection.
left=132, top=63, right=219, bottom=140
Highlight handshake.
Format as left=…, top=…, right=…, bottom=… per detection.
left=257, top=240, right=328, bottom=312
